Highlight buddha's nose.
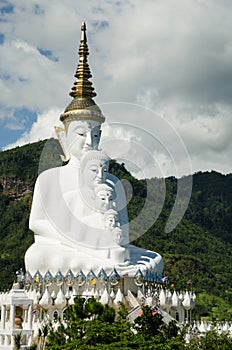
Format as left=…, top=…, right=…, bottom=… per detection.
left=98, top=168, right=104, bottom=179
left=85, top=131, right=92, bottom=147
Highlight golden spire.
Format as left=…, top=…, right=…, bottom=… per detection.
left=69, top=22, right=96, bottom=99
left=60, top=22, right=105, bottom=125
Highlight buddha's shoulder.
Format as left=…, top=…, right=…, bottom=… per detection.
left=36, top=165, right=67, bottom=182
left=35, top=164, right=77, bottom=184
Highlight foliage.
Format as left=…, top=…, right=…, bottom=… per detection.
left=45, top=297, right=232, bottom=349
left=133, top=308, right=185, bottom=349
left=193, top=292, right=232, bottom=321
left=46, top=297, right=133, bottom=349
left=37, top=324, right=49, bottom=350
left=134, top=306, right=164, bottom=339
left=0, top=193, right=33, bottom=289
left=46, top=297, right=186, bottom=349
left=0, top=139, right=62, bottom=186
left=197, top=329, right=232, bottom=349
left=14, top=332, right=22, bottom=350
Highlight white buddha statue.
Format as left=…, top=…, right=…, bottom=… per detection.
left=104, top=209, right=119, bottom=230
left=63, top=151, right=115, bottom=230
left=95, top=184, right=114, bottom=213
left=24, top=22, right=164, bottom=277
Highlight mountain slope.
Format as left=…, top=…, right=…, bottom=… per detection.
left=0, top=140, right=231, bottom=319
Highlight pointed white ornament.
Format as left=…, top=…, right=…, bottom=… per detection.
left=182, top=291, right=192, bottom=310
left=55, top=288, right=66, bottom=309
left=99, top=287, right=110, bottom=305
left=171, top=290, right=179, bottom=308
left=114, top=288, right=124, bottom=304
left=159, top=288, right=166, bottom=308
left=110, top=289, right=115, bottom=299
left=94, top=289, right=99, bottom=299
left=39, top=288, right=52, bottom=309
left=51, top=290, right=57, bottom=299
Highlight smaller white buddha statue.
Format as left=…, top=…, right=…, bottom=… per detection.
left=104, top=209, right=119, bottom=230
left=77, top=150, right=110, bottom=212
left=95, top=184, right=114, bottom=213
left=79, top=150, right=110, bottom=189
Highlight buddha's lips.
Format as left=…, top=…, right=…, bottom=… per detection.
left=94, top=178, right=102, bottom=185
left=83, top=146, right=93, bottom=152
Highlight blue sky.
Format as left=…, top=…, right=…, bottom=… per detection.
left=1, top=0, right=232, bottom=177
left=0, top=107, right=37, bottom=147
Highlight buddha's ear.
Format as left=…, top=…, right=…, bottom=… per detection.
left=54, top=126, right=70, bottom=162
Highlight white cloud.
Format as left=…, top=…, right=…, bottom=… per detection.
left=5, top=108, right=62, bottom=149
left=1, top=0, right=232, bottom=176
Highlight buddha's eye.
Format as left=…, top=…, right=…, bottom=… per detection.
left=76, top=131, right=85, bottom=136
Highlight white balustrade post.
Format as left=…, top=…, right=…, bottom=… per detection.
left=4, top=334, right=9, bottom=346
left=1, top=305, right=6, bottom=329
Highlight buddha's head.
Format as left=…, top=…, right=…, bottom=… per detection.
left=65, top=119, right=102, bottom=160
left=59, top=22, right=105, bottom=161
left=95, top=184, right=114, bottom=212
left=104, top=209, right=119, bottom=230
left=80, top=150, right=110, bottom=189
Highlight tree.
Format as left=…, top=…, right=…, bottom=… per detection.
left=134, top=306, right=163, bottom=339
left=14, top=333, right=22, bottom=350
left=196, top=330, right=232, bottom=350
left=133, top=308, right=187, bottom=349
left=38, top=324, right=48, bottom=350
left=46, top=297, right=133, bottom=350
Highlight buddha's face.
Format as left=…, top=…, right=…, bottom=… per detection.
left=66, top=120, right=101, bottom=159
left=83, top=159, right=109, bottom=189
left=95, top=189, right=113, bottom=212
left=105, top=213, right=118, bottom=230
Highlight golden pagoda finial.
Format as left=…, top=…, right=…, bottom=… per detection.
left=69, top=22, right=96, bottom=99
left=60, top=22, right=105, bottom=125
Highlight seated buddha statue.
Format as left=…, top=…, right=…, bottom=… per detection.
left=24, top=22, right=164, bottom=278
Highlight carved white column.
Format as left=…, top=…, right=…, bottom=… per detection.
left=10, top=304, right=15, bottom=329
left=28, top=305, right=32, bottom=329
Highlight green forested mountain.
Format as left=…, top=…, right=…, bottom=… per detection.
left=0, top=139, right=231, bottom=320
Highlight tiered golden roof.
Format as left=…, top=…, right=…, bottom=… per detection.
left=60, top=22, right=105, bottom=124
left=69, top=22, right=96, bottom=99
